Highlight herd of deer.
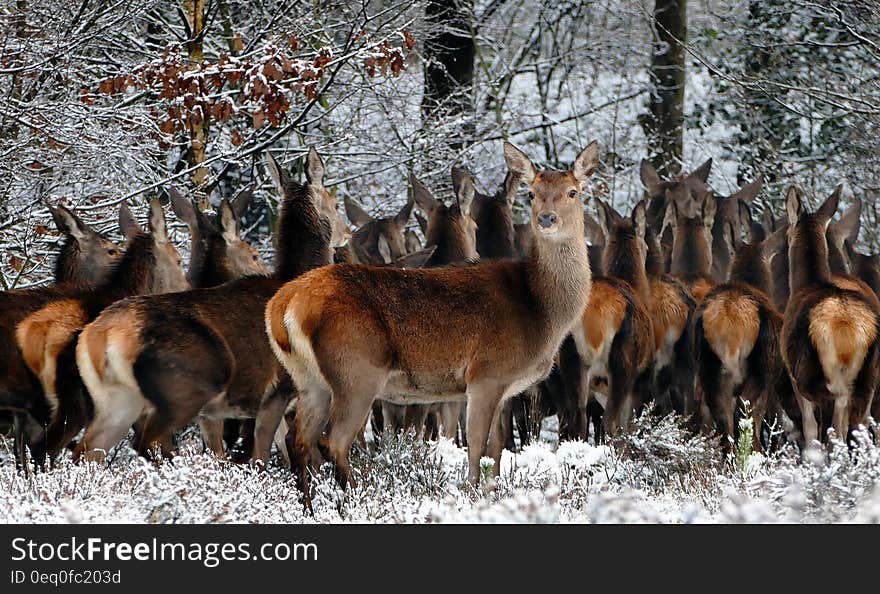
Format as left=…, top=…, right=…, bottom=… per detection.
left=2, top=142, right=879, bottom=509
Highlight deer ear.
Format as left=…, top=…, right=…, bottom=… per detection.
left=503, top=142, right=536, bottom=185
left=640, top=160, right=663, bottom=196
left=415, top=212, right=428, bottom=234
left=451, top=166, right=470, bottom=199
left=118, top=202, right=141, bottom=240
left=573, top=141, right=600, bottom=183
left=737, top=200, right=753, bottom=233
left=690, top=158, right=713, bottom=184
left=759, top=205, right=772, bottom=230
left=377, top=234, right=392, bottom=264
left=404, top=229, right=422, bottom=254
left=701, top=193, right=717, bottom=229
left=454, top=169, right=476, bottom=216
left=306, top=147, right=325, bottom=189
left=343, top=196, right=373, bottom=228
left=593, top=198, right=615, bottom=239
left=761, top=222, right=788, bottom=262
left=394, top=245, right=436, bottom=269
left=49, top=203, right=87, bottom=241
left=583, top=211, right=605, bottom=246
left=395, top=198, right=414, bottom=229
left=410, top=174, right=439, bottom=214
left=502, top=170, right=519, bottom=206
left=148, top=197, right=169, bottom=243
left=266, top=152, right=288, bottom=197
left=830, top=194, right=861, bottom=244
left=168, top=186, right=198, bottom=231
left=633, top=200, right=647, bottom=242
left=231, top=185, right=256, bottom=220
left=661, top=197, right=678, bottom=237
left=816, top=185, right=841, bottom=225
left=722, top=219, right=737, bottom=258
left=785, top=186, right=802, bottom=227
left=730, top=175, right=763, bottom=204
left=219, top=198, right=239, bottom=244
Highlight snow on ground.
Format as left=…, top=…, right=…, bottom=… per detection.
left=1, top=411, right=879, bottom=524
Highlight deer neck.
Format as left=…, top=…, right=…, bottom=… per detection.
left=274, top=184, right=333, bottom=282
left=604, top=239, right=650, bottom=305
left=855, top=256, right=880, bottom=298
left=729, top=244, right=771, bottom=294
left=788, top=226, right=832, bottom=295
left=93, top=233, right=156, bottom=306
left=527, top=232, right=592, bottom=340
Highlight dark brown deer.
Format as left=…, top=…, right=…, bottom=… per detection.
left=644, top=224, right=697, bottom=417
left=378, top=170, right=479, bottom=440
left=692, top=203, right=784, bottom=452
left=782, top=186, right=880, bottom=446
left=343, top=195, right=415, bottom=265
left=1, top=201, right=124, bottom=466
left=73, top=149, right=345, bottom=465
left=708, top=176, right=763, bottom=282
left=267, top=141, right=598, bottom=506
left=13, top=199, right=189, bottom=464
left=571, top=199, right=655, bottom=436
left=167, top=187, right=269, bottom=459
left=845, top=242, right=880, bottom=427
left=639, top=158, right=712, bottom=242
left=44, top=200, right=124, bottom=286
left=663, top=190, right=717, bottom=302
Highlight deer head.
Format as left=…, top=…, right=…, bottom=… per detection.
left=504, top=141, right=599, bottom=245
left=44, top=199, right=122, bottom=286
left=662, top=189, right=717, bottom=277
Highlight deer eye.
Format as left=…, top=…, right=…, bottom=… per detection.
left=527, top=191, right=535, bottom=201
left=568, top=190, right=577, bottom=199
left=108, top=249, right=118, bottom=256
left=252, top=254, right=259, bottom=262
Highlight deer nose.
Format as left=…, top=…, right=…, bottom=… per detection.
left=537, top=212, right=557, bottom=228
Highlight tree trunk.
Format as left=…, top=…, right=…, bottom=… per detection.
left=644, top=0, right=686, bottom=178
left=421, top=0, right=475, bottom=147
left=184, top=0, right=209, bottom=201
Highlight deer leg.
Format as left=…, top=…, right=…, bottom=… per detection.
left=486, top=399, right=510, bottom=477
left=465, top=382, right=506, bottom=485
left=380, top=401, right=405, bottom=435
left=403, top=404, right=429, bottom=440
left=199, top=418, right=226, bottom=459
left=796, top=391, right=818, bottom=448
left=439, top=402, right=461, bottom=440
left=252, top=388, right=292, bottom=466
left=324, top=374, right=387, bottom=489
left=832, top=394, right=850, bottom=443
left=74, top=385, right=145, bottom=463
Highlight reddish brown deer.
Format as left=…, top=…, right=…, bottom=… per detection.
left=267, top=141, right=598, bottom=505
left=1, top=201, right=124, bottom=466
left=782, top=186, right=880, bottom=446
left=13, top=198, right=189, bottom=464
left=692, top=203, right=784, bottom=452
left=73, top=149, right=345, bottom=464
left=571, top=199, right=655, bottom=436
